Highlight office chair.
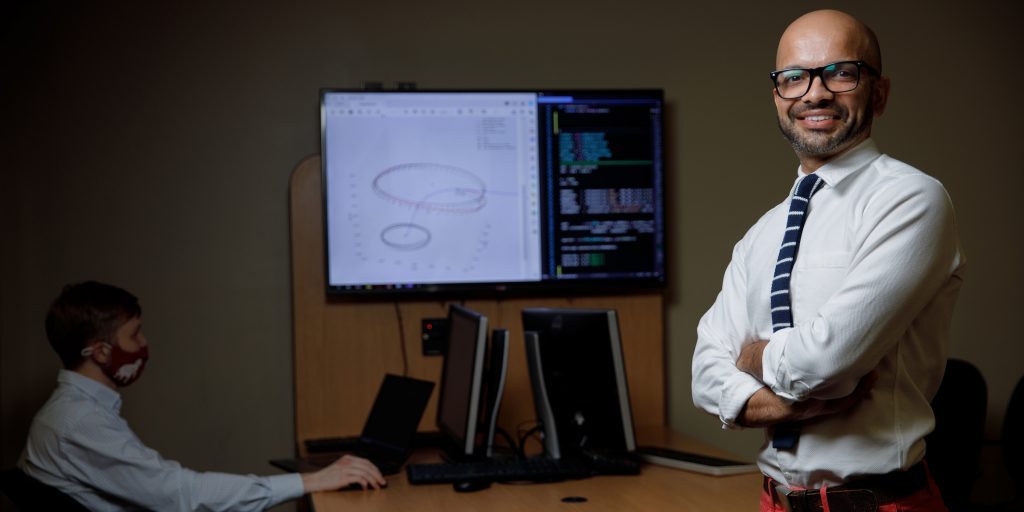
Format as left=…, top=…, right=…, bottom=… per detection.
left=1004, top=374, right=1024, bottom=506
left=0, top=467, right=88, bottom=512
left=926, top=358, right=987, bottom=512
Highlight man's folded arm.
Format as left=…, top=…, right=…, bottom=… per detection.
left=736, top=371, right=879, bottom=427
left=692, top=237, right=766, bottom=429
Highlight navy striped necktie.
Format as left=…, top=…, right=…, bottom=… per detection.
left=770, top=172, right=824, bottom=450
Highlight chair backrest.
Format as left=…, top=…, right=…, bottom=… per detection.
left=0, top=467, right=88, bottom=512
left=1004, top=374, right=1024, bottom=492
left=925, top=358, right=987, bottom=512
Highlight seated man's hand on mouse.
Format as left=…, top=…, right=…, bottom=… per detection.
left=301, top=454, right=387, bottom=492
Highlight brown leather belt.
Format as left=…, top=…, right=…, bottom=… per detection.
left=763, top=463, right=928, bottom=512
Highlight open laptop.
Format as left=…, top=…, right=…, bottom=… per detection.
left=272, top=374, right=435, bottom=476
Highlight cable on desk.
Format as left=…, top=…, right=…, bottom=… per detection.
left=393, top=302, right=409, bottom=376
left=517, top=420, right=543, bottom=459
left=491, top=427, right=519, bottom=459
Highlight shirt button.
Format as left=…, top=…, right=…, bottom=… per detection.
left=783, top=472, right=793, bottom=480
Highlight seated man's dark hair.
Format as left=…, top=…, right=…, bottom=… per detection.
left=45, top=281, right=142, bottom=369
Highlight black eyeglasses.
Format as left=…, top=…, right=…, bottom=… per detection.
left=770, top=61, right=880, bottom=99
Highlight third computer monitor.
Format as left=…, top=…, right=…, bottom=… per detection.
left=522, top=307, right=636, bottom=458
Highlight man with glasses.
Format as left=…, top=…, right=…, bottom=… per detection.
left=692, top=10, right=964, bottom=512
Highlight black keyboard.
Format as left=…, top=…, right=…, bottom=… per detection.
left=576, top=450, right=643, bottom=476
left=406, top=454, right=640, bottom=485
left=406, top=457, right=589, bottom=484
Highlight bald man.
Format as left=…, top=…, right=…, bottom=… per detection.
left=691, top=10, right=964, bottom=512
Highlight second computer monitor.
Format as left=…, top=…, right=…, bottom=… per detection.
left=522, top=308, right=636, bottom=458
left=436, top=304, right=489, bottom=460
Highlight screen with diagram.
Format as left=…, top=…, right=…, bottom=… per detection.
left=322, top=90, right=664, bottom=296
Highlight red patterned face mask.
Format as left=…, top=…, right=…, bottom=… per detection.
left=83, top=342, right=149, bottom=387
left=104, top=343, right=148, bottom=387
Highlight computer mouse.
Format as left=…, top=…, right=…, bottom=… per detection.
left=453, top=480, right=491, bottom=493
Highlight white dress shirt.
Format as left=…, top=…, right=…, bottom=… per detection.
left=691, top=139, right=965, bottom=487
left=18, top=369, right=304, bottom=511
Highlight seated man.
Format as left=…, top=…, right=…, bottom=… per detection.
left=18, top=281, right=386, bottom=511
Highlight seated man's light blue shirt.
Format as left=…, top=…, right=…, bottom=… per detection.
left=18, top=369, right=303, bottom=511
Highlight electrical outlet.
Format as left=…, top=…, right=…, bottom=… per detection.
left=421, top=318, right=448, bottom=356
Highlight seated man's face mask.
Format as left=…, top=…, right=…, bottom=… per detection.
left=81, top=342, right=149, bottom=387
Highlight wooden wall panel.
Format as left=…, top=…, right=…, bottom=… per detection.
left=290, top=156, right=664, bottom=455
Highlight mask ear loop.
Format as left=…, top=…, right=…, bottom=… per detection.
left=80, top=341, right=112, bottom=357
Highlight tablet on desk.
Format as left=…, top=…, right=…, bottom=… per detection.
left=636, top=446, right=759, bottom=476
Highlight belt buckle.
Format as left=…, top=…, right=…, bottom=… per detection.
left=776, top=485, right=880, bottom=512
left=774, top=485, right=802, bottom=512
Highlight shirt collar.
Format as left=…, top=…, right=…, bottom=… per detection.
left=58, top=368, right=122, bottom=413
left=795, top=138, right=882, bottom=189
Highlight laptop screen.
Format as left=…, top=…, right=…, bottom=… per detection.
left=360, top=374, right=435, bottom=452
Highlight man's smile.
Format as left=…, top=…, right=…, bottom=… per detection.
left=794, top=109, right=843, bottom=129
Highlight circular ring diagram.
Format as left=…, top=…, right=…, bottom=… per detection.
left=372, top=163, right=487, bottom=213
left=380, top=223, right=431, bottom=251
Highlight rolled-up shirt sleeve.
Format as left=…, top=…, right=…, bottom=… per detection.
left=692, top=227, right=772, bottom=429
left=761, top=174, right=962, bottom=401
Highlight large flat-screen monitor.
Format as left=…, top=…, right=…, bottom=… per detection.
left=436, top=304, right=489, bottom=460
left=521, top=308, right=636, bottom=458
left=321, top=89, right=665, bottom=297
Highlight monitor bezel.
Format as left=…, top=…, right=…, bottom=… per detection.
left=320, top=88, right=667, bottom=299
left=483, top=328, right=510, bottom=458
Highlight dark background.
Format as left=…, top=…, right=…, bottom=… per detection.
left=3, top=1, right=1021, bottom=508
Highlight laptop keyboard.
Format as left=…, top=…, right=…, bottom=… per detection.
left=370, top=458, right=402, bottom=476
left=304, top=453, right=342, bottom=468
left=301, top=451, right=402, bottom=476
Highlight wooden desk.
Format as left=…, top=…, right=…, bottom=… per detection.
left=310, top=426, right=762, bottom=511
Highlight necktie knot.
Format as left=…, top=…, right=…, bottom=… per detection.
left=794, top=173, right=824, bottom=201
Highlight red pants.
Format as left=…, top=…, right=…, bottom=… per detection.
left=760, top=473, right=948, bottom=512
